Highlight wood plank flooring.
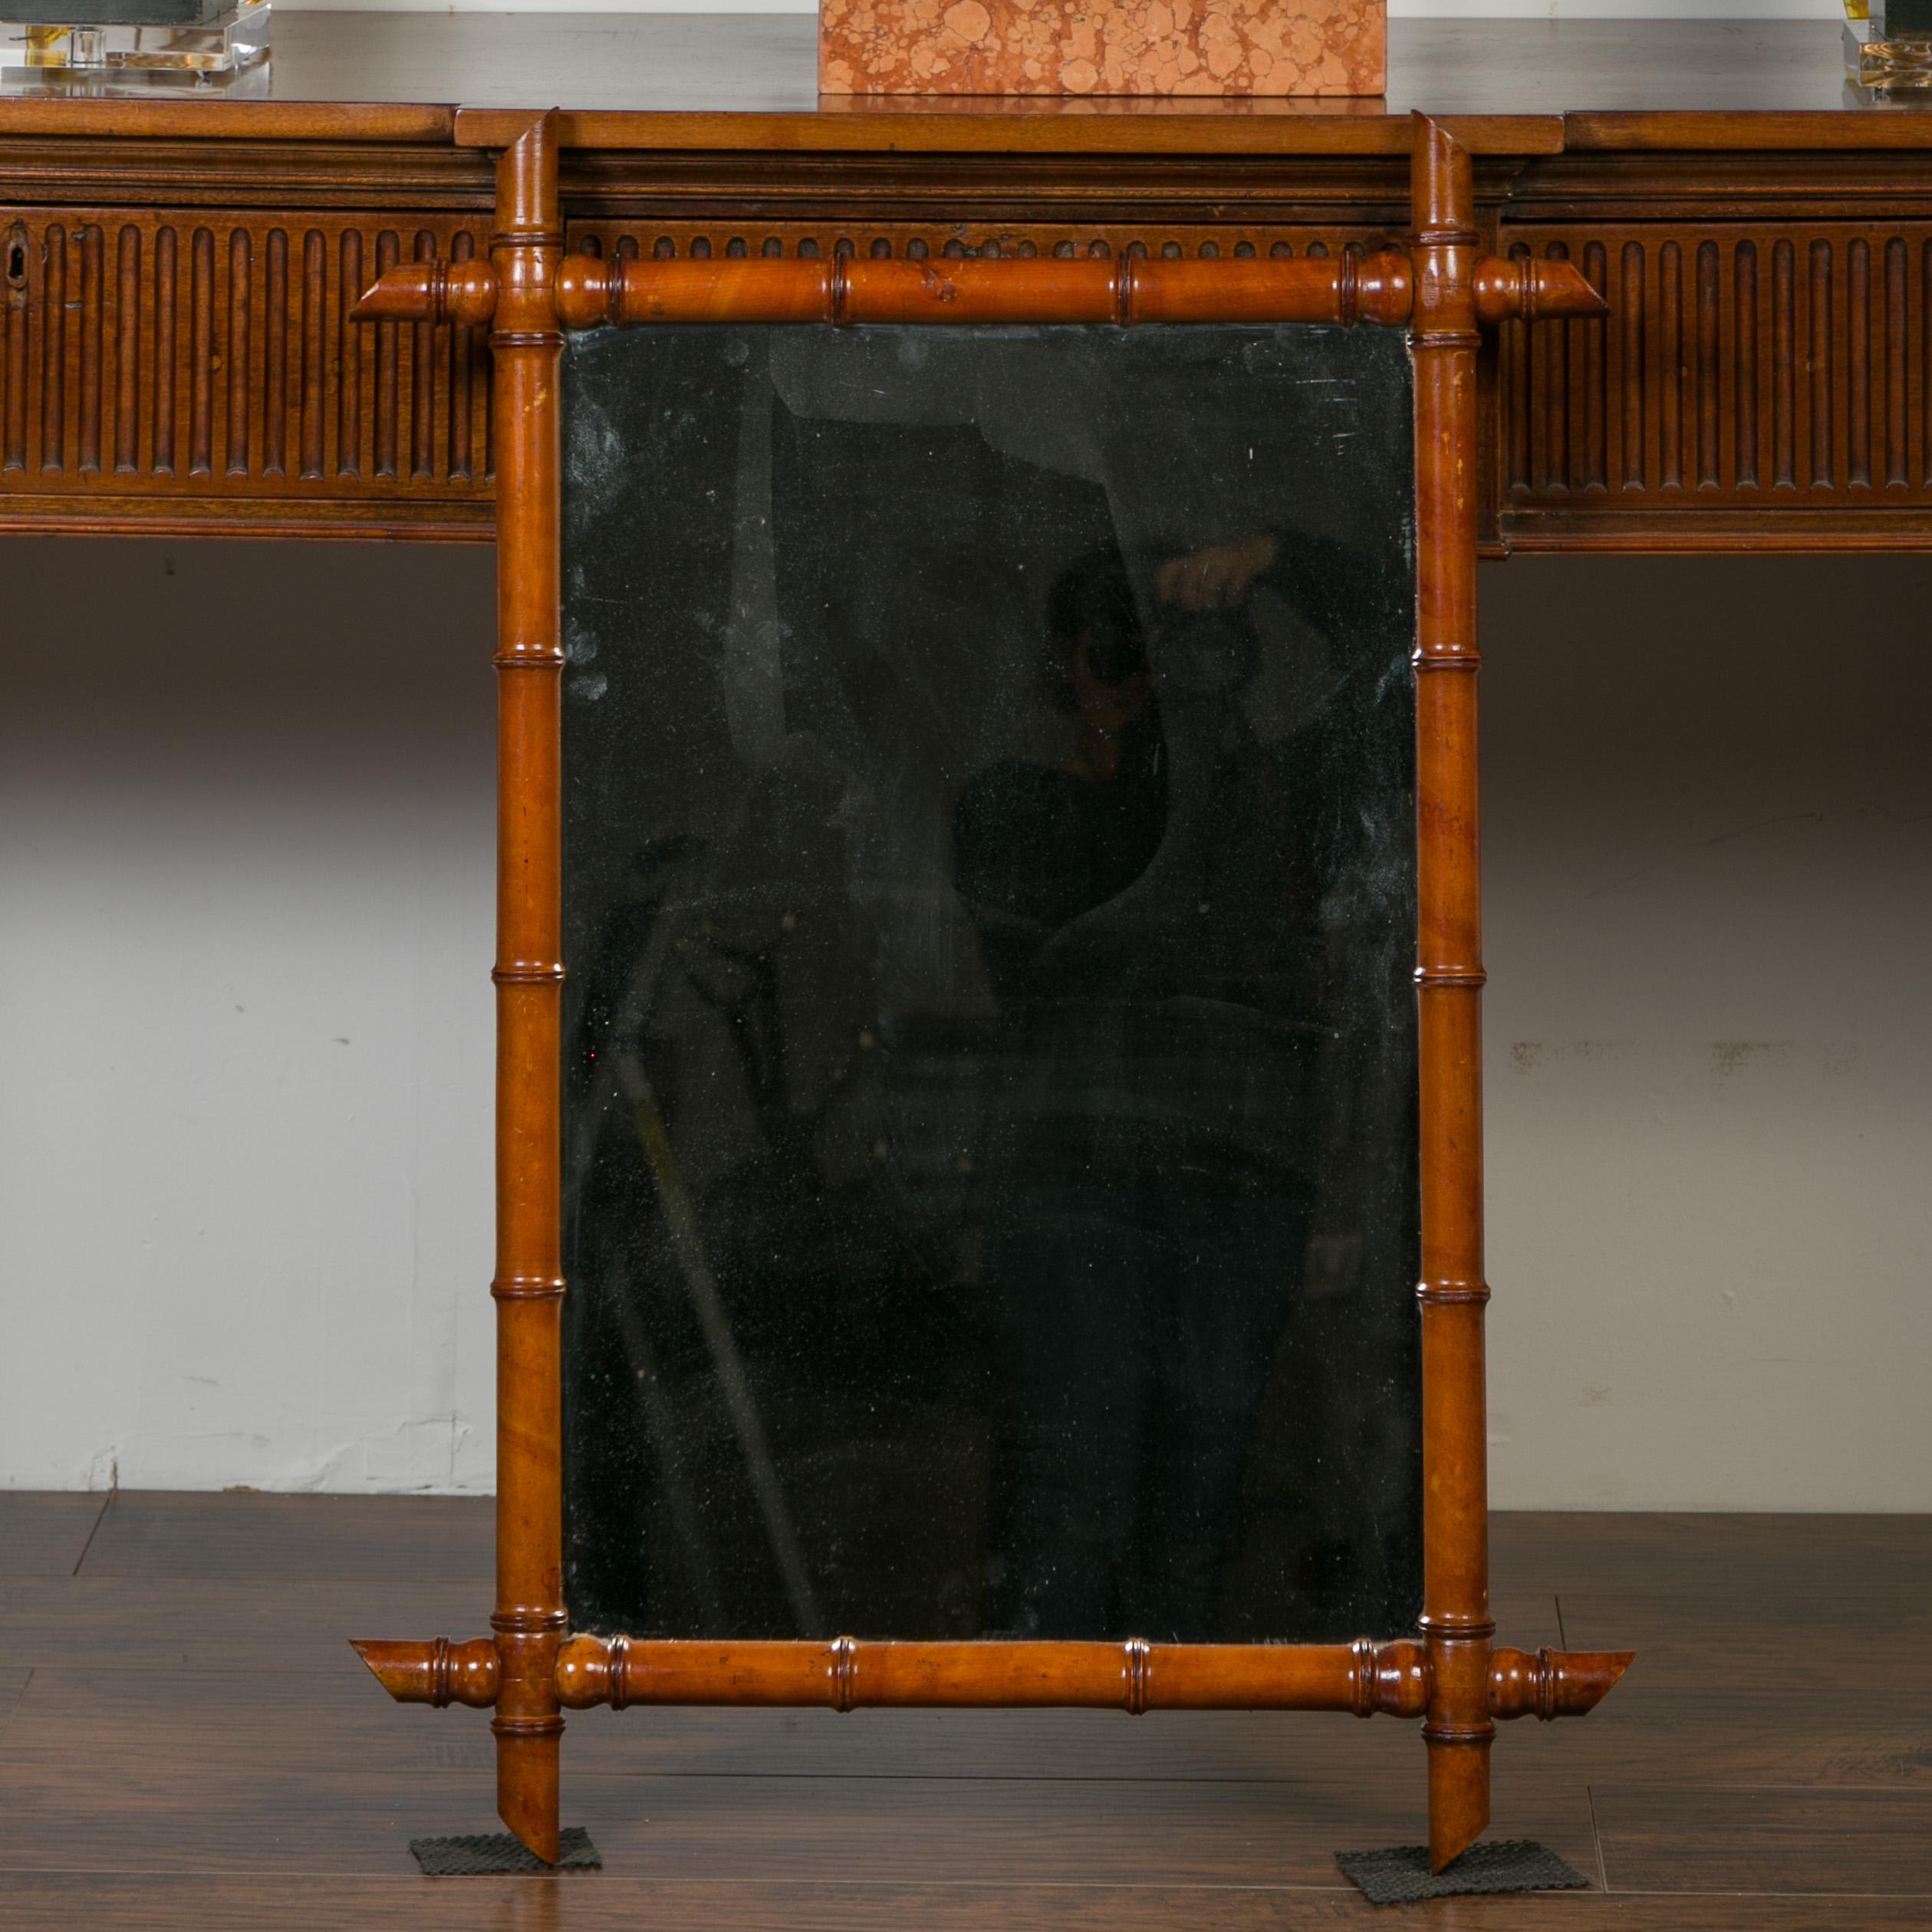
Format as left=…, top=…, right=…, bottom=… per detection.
left=1, top=1494, right=1924, bottom=1929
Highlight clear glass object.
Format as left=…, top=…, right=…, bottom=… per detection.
left=2, top=0, right=265, bottom=77
left=1845, top=0, right=1932, bottom=91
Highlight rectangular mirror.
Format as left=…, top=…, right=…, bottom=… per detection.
left=558, top=320, right=1420, bottom=1646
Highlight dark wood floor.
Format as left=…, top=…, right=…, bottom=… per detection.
left=2, top=1495, right=1926, bottom=1929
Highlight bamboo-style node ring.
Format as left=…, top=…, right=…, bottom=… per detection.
left=831, top=1635, right=860, bottom=1713
left=490, top=1274, right=567, bottom=1301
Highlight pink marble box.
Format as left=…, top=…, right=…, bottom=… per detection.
left=818, top=0, right=1386, bottom=99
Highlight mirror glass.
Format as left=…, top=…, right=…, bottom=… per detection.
left=560, top=321, right=1420, bottom=1644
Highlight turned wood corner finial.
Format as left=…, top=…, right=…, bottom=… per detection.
left=1489, top=1646, right=1634, bottom=1721
left=351, top=1636, right=500, bottom=1708
left=350, top=258, right=499, bottom=329
left=1473, top=254, right=1609, bottom=326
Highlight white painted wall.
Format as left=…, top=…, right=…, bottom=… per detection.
left=1483, top=558, right=1932, bottom=1512
left=3, top=544, right=1927, bottom=1508
left=0, top=541, right=499, bottom=1495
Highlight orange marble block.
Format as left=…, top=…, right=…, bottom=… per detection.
left=818, top=0, right=1387, bottom=98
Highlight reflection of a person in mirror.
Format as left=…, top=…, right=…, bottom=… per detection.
left=1060, top=558, right=1154, bottom=783
left=950, top=545, right=1168, bottom=997
left=1154, top=533, right=1280, bottom=617
left=955, top=536, right=1318, bottom=1644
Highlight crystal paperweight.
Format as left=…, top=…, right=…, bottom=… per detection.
left=1, top=0, right=267, bottom=78
left=1845, top=0, right=1932, bottom=90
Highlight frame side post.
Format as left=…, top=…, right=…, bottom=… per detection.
left=488, top=110, right=568, bottom=1868
left=1409, top=112, right=1495, bottom=1876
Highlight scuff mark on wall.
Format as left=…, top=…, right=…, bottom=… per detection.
left=1509, top=1039, right=1632, bottom=1074
left=1710, top=1040, right=1794, bottom=1078
left=1587, top=810, right=1825, bottom=901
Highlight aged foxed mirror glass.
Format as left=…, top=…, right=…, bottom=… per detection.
left=558, top=321, right=1420, bottom=1647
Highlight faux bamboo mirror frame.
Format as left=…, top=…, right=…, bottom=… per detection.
left=349, top=110, right=1630, bottom=1876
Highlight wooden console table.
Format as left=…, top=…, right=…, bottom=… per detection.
left=4, top=14, right=1930, bottom=555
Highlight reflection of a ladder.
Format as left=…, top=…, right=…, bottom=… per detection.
left=603, top=1252, right=722, bottom=1626
left=613, top=1051, right=824, bottom=1635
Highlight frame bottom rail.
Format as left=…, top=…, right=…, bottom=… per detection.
left=353, top=1631, right=1631, bottom=1723
left=552, top=1634, right=1432, bottom=1716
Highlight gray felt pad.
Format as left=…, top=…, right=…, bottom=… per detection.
left=1335, top=1839, right=1589, bottom=1905
left=410, top=1827, right=601, bottom=1876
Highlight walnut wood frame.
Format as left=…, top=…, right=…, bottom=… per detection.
left=350, top=110, right=1630, bottom=1875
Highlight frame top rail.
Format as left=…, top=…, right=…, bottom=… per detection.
left=354, top=232, right=1605, bottom=336
left=552, top=249, right=1416, bottom=331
